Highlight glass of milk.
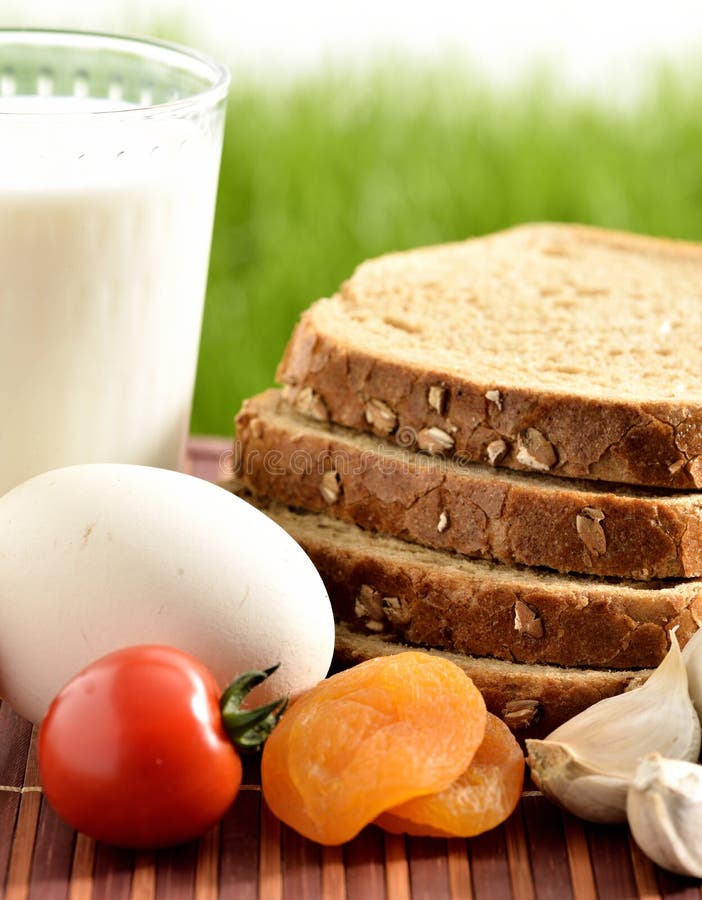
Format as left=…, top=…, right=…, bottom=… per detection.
left=0, top=29, right=229, bottom=495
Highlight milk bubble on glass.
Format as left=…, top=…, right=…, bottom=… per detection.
left=0, top=32, right=229, bottom=495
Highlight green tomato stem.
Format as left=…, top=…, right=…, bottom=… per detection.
left=220, top=664, right=288, bottom=753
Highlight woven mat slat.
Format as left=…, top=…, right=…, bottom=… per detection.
left=130, top=852, right=156, bottom=900
left=468, top=825, right=512, bottom=900
left=193, top=824, right=219, bottom=900
left=0, top=704, right=33, bottom=893
left=219, top=790, right=260, bottom=900
left=343, top=826, right=385, bottom=899
left=282, top=821, right=323, bottom=898
left=257, top=800, right=281, bottom=900
left=408, top=834, right=453, bottom=897
left=383, top=833, right=411, bottom=900
left=504, top=810, right=536, bottom=900
left=91, top=842, right=134, bottom=900
left=31, top=798, right=77, bottom=899
left=627, top=836, right=661, bottom=900
left=562, top=815, right=597, bottom=900
left=0, top=705, right=33, bottom=789
left=521, top=796, right=572, bottom=900
left=155, top=840, right=198, bottom=899
left=321, top=844, right=347, bottom=900
left=446, top=840, right=473, bottom=900
left=5, top=729, right=41, bottom=900
left=0, top=791, right=23, bottom=895
left=68, top=833, right=96, bottom=900
left=586, top=822, right=639, bottom=900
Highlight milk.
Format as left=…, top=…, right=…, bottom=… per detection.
left=0, top=96, right=223, bottom=494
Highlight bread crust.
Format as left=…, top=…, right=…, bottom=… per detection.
left=333, top=623, right=650, bottom=740
left=235, top=390, right=702, bottom=580
left=228, top=484, right=702, bottom=671
left=277, top=314, right=702, bottom=489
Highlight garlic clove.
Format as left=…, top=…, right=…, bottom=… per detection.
left=627, top=753, right=702, bottom=878
left=682, top=626, right=702, bottom=725
left=526, top=740, right=628, bottom=823
left=526, top=631, right=700, bottom=823
left=546, top=629, right=700, bottom=775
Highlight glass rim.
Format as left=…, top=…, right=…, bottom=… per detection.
left=0, top=27, right=230, bottom=117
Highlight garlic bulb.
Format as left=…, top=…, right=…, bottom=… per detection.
left=682, top=626, right=702, bottom=724
left=527, top=631, right=700, bottom=824
left=627, top=754, right=702, bottom=877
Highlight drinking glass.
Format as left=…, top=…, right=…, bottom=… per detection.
left=0, top=29, right=229, bottom=494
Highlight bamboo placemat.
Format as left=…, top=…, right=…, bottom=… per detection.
left=0, top=438, right=698, bottom=899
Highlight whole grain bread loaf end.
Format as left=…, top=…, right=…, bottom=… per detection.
left=228, top=484, right=702, bottom=671
left=235, top=389, right=702, bottom=580
left=277, top=223, right=702, bottom=489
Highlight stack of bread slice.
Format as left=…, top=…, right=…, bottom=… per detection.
left=231, top=223, right=702, bottom=738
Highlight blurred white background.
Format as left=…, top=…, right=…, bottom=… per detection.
left=1, top=0, right=702, bottom=93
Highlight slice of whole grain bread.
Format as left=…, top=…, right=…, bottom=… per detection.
left=236, top=389, right=702, bottom=580
left=277, top=223, right=702, bottom=489
left=227, top=483, right=701, bottom=672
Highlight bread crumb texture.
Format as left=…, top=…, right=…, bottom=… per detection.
left=334, top=224, right=702, bottom=399
left=277, top=224, right=702, bottom=487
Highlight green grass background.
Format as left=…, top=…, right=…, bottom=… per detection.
left=191, top=61, right=702, bottom=435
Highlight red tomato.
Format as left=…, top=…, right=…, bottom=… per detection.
left=39, top=645, right=245, bottom=848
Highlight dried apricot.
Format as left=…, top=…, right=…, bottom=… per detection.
left=261, top=651, right=486, bottom=845
left=375, top=713, right=524, bottom=837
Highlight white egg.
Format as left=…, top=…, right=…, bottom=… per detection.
left=0, top=464, right=335, bottom=724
